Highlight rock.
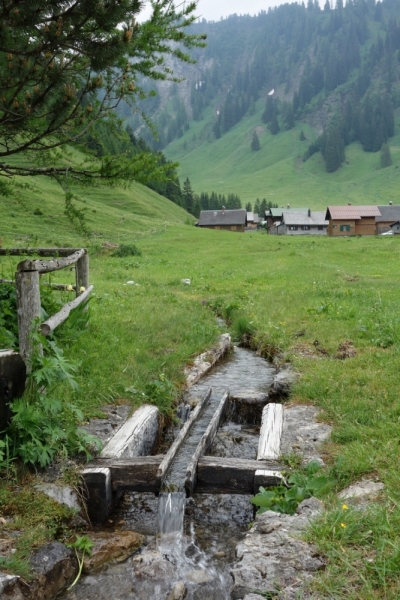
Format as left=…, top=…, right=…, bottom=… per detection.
left=231, top=506, right=325, bottom=599
left=83, top=530, right=144, bottom=572
left=0, top=573, right=24, bottom=599
left=167, top=581, right=187, bottom=599
left=28, top=542, right=77, bottom=600
left=280, top=405, right=331, bottom=464
left=270, top=368, right=298, bottom=398
left=339, top=479, right=384, bottom=501
left=133, top=549, right=176, bottom=579
left=186, top=569, right=214, bottom=584
left=297, top=497, right=323, bottom=517
left=34, top=483, right=81, bottom=511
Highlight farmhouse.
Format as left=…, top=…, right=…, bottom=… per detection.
left=265, top=207, right=308, bottom=230
left=325, top=205, right=380, bottom=236
left=246, top=212, right=259, bottom=230
left=376, top=205, right=400, bottom=234
left=276, top=210, right=328, bottom=235
left=197, top=208, right=247, bottom=232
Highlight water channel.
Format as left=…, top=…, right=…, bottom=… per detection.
left=63, top=347, right=276, bottom=600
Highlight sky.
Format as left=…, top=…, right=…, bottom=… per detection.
left=138, top=0, right=283, bottom=23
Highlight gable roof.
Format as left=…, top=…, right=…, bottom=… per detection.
left=326, top=206, right=381, bottom=220
left=376, top=205, right=400, bottom=222
left=198, top=209, right=247, bottom=227
left=267, top=207, right=309, bottom=218
left=282, top=211, right=328, bottom=226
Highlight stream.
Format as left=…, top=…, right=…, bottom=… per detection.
left=62, top=347, right=276, bottom=600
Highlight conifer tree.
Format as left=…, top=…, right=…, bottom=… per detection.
left=183, top=177, right=194, bottom=215
left=254, top=198, right=261, bottom=216
left=380, top=143, right=392, bottom=168
left=0, top=0, right=205, bottom=184
left=245, top=202, right=252, bottom=212
left=251, top=131, right=261, bottom=151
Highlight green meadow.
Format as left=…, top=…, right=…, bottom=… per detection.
left=1, top=174, right=400, bottom=596
left=165, top=99, right=400, bottom=210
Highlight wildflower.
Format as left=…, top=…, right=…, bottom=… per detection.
left=67, top=284, right=73, bottom=291
left=342, top=504, right=348, bottom=510
left=80, top=286, right=86, bottom=292
left=340, top=523, right=347, bottom=529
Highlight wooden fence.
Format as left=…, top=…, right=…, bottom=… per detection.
left=0, top=248, right=93, bottom=361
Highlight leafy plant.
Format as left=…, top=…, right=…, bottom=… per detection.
left=67, top=536, right=94, bottom=590
left=4, top=330, right=101, bottom=468
left=126, top=373, right=176, bottom=416
left=251, top=461, right=330, bottom=516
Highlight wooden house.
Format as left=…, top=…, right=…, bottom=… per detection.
left=197, top=208, right=247, bottom=232
left=376, top=205, right=400, bottom=234
left=246, top=212, right=259, bottom=230
left=325, top=205, right=380, bottom=236
left=265, top=207, right=309, bottom=231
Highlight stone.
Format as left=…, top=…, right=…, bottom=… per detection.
left=83, top=530, right=144, bottom=572
left=0, top=572, right=23, bottom=599
left=280, top=405, right=331, bottom=464
left=28, top=542, right=77, bottom=600
left=34, top=483, right=81, bottom=511
left=231, top=505, right=325, bottom=599
left=270, top=367, right=298, bottom=398
left=167, top=581, right=187, bottom=599
left=133, top=549, right=176, bottom=579
left=338, top=479, right=384, bottom=501
left=186, top=568, right=214, bottom=584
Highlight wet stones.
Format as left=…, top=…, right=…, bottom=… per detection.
left=83, top=531, right=144, bottom=572
left=28, top=542, right=77, bottom=600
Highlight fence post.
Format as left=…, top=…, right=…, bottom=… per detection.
left=75, top=250, right=89, bottom=297
left=15, top=270, right=41, bottom=363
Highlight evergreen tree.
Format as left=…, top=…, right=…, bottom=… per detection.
left=245, top=202, right=253, bottom=212
left=300, top=130, right=306, bottom=141
left=380, top=143, right=392, bottom=167
left=269, top=114, right=280, bottom=135
left=254, top=198, right=261, bottom=216
left=260, top=199, right=268, bottom=218
left=251, top=131, right=261, bottom=151
left=183, top=178, right=194, bottom=215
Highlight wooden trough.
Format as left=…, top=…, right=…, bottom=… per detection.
left=82, top=392, right=285, bottom=522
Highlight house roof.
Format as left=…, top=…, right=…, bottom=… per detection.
left=282, top=211, right=328, bottom=226
left=198, top=209, right=247, bottom=227
left=267, top=207, right=309, bottom=218
left=376, top=205, right=400, bottom=222
left=326, top=206, right=381, bottom=220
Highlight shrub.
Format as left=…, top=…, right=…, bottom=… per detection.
left=112, top=244, right=142, bottom=258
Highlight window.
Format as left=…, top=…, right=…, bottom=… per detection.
left=301, top=226, right=310, bottom=230
left=289, top=226, right=298, bottom=231
left=318, top=226, right=324, bottom=230
left=340, top=225, right=351, bottom=232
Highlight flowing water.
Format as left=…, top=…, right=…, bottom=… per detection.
left=62, top=346, right=276, bottom=600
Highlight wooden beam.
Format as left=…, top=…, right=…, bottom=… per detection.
left=157, top=388, right=211, bottom=484
left=257, top=403, right=284, bottom=461
left=254, top=469, right=284, bottom=493
left=40, top=285, right=93, bottom=336
left=17, top=249, right=85, bottom=273
left=185, top=390, right=229, bottom=496
left=196, top=457, right=282, bottom=494
left=101, top=404, right=159, bottom=459
left=76, top=252, right=89, bottom=298
left=81, top=467, right=113, bottom=524
left=88, top=456, right=164, bottom=492
left=0, top=248, right=82, bottom=257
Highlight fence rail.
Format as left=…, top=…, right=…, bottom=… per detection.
left=0, top=248, right=91, bottom=361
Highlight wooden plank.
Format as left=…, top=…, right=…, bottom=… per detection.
left=101, top=404, right=159, bottom=459
left=40, top=285, right=93, bottom=336
left=257, top=403, right=284, bottom=461
left=196, top=457, right=282, bottom=494
left=185, top=390, right=229, bottom=496
left=0, top=248, right=82, bottom=257
left=157, top=388, right=211, bottom=483
left=17, top=249, right=85, bottom=273
left=15, top=270, right=41, bottom=362
left=0, top=279, right=78, bottom=291
left=254, top=469, right=283, bottom=493
left=90, top=456, right=164, bottom=492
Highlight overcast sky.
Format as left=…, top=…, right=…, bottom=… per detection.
left=139, top=0, right=284, bottom=23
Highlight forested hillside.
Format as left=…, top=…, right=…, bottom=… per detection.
left=123, top=0, right=400, bottom=208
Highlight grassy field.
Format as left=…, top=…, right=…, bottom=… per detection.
left=1, top=177, right=400, bottom=596
left=165, top=98, right=400, bottom=210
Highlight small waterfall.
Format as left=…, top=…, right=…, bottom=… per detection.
left=157, top=491, right=186, bottom=540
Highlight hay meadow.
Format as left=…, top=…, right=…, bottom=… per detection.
left=1, top=179, right=400, bottom=597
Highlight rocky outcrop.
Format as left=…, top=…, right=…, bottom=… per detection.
left=231, top=498, right=325, bottom=599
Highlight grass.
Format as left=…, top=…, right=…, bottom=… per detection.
left=1, top=174, right=400, bottom=595
left=164, top=97, right=400, bottom=209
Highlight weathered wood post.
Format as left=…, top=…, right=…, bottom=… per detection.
left=75, top=250, right=89, bottom=297
left=15, top=269, right=41, bottom=363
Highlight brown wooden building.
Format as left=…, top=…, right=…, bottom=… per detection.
left=197, top=209, right=247, bottom=232
left=325, top=205, right=381, bottom=236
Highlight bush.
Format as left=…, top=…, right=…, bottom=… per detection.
left=112, top=244, right=142, bottom=258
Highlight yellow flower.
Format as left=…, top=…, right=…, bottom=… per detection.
left=340, top=523, right=347, bottom=529
left=342, top=504, right=348, bottom=510
left=80, top=286, right=86, bottom=292
left=67, top=284, right=73, bottom=291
